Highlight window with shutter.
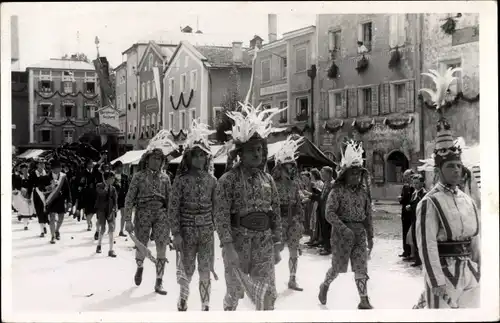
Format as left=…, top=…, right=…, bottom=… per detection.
left=341, top=90, right=348, bottom=118
left=349, top=88, right=358, bottom=118
left=295, top=47, right=307, bottom=73
left=358, top=22, right=373, bottom=51
left=382, top=83, right=391, bottom=115
left=357, top=88, right=372, bottom=116
left=261, top=59, right=271, bottom=82
left=63, top=81, right=72, bottom=94
left=40, top=129, right=51, bottom=143
left=390, top=82, right=406, bottom=113
left=371, top=85, right=380, bottom=116
left=406, top=80, right=415, bottom=112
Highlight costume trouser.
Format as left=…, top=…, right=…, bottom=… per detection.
left=424, top=257, right=480, bottom=308
left=133, top=208, right=169, bottom=278
left=282, top=212, right=303, bottom=278
left=323, top=223, right=369, bottom=295
left=222, top=228, right=277, bottom=311
left=401, top=210, right=412, bottom=255
left=178, top=225, right=214, bottom=306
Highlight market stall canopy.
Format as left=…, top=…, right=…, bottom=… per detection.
left=18, top=149, right=46, bottom=159
left=111, top=150, right=146, bottom=165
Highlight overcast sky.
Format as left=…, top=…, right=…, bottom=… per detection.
left=6, top=2, right=315, bottom=70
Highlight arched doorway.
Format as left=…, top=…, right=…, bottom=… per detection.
left=386, top=150, right=409, bottom=183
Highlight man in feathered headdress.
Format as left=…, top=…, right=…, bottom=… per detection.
left=124, top=130, right=178, bottom=295
left=414, top=68, right=480, bottom=308
left=318, top=140, right=374, bottom=309
left=271, top=134, right=305, bottom=292
left=168, top=119, right=218, bottom=311
left=213, top=98, right=287, bottom=311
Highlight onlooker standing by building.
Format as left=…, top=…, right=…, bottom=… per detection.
left=398, top=169, right=415, bottom=258
left=112, top=161, right=130, bottom=237
left=407, top=173, right=427, bottom=267
left=317, top=166, right=335, bottom=256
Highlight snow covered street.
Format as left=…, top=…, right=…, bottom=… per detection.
left=10, top=209, right=424, bottom=312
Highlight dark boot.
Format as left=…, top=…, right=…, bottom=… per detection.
left=134, top=259, right=144, bottom=286
left=55, top=231, right=61, bottom=240
left=94, top=231, right=99, bottom=240
left=318, top=283, right=329, bottom=305
left=288, top=277, right=303, bottom=291
left=202, top=305, right=209, bottom=311
left=177, top=298, right=187, bottom=311
left=43, top=226, right=48, bottom=234
left=50, top=237, right=56, bottom=244
left=155, top=278, right=167, bottom=295
left=358, top=296, right=373, bottom=309
left=96, top=245, right=102, bottom=253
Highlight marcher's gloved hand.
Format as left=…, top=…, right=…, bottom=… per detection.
left=125, top=220, right=134, bottom=233
left=173, top=234, right=183, bottom=250
left=274, top=245, right=282, bottom=265
left=432, top=285, right=448, bottom=297
left=367, top=238, right=374, bottom=250
left=223, top=243, right=239, bottom=268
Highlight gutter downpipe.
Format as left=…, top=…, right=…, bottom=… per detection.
left=416, top=14, right=425, bottom=159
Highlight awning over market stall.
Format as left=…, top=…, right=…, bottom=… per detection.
left=17, top=149, right=46, bottom=159
left=111, top=150, right=146, bottom=165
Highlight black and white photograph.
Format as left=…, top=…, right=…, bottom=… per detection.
left=1, top=2, right=498, bottom=322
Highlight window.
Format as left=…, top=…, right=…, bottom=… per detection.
left=190, top=70, right=198, bottom=91
left=396, top=83, right=406, bottom=112
left=146, top=81, right=151, bottom=99
left=372, top=151, right=385, bottom=183
left=279, top=101, right=288, bottom=123
left=63, top=81, right=73, bottom=94
left=40, top=129, right=51, bottom=143
left=359, top=22, right=373, bottom=51
left=148, top=54, right=153, bottom=70
left=296, top=97, right=309, bottom=119
left=358, top=88, right=372, bottom=116
left=440, top=60, right=462, bottom=93
left=41, top=80, right=51, bottom=92
left=184, top=56, right=189, bottom=68
left=389, top=15, right=405, bottom=47
left=169, top=78, right=175, bottom=97
left=169, top=113, right=174, bottom=130
left=180, top=111, right=187, bottom=129
left=85, top=82, right=95, bottom=93
left=129, top=122, right=132, bottom=133
left=189, top=109, right=196, bottom=127
left=84, top=105, right=95, bottom=118
left=141, top=83, right=145, bottom=101
left=213, top=107, right=223, bottom=126
left=281, top=57, right=287, bottom=79
left=40, top=104, right=51, bottom=117
left=295, top=47, right=307, bottom=73
left=180, top=74, right=187, bottom=93
left=261, top=59, right=271, bottom=82
left=152, top=80, right=156, bottom=98
left=328, top=91, right=343, bottom=119
left=63, top=130, right=73, bottom=144
left=64, top=105, right=73, bottom=118
left=328, top=30, right=341, bottom=52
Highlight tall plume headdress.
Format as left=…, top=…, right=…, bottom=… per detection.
left=274, top=135, right=305, bottom=165
left=185, top=118, right=215, bottom=155
left=139, top=130, right=179, bottom=170
left=419, top=67, right=463, bottom=167
left=213, top=47, right=288, bottom=162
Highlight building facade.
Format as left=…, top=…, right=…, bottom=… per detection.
left=162, top=40, right=252, bottom=141
left=250, top=22, right=317, bottom=143
left=12, top=71, right=29, bottom=147
left=315, top=14, right=421, bottom=199
left=136, top=41, right=176, bottom=149
left=114, top=61, right=127, bottom=132
left=420, top=13, right=479, bottom=164
left=27, top=59, right=101, bottom=148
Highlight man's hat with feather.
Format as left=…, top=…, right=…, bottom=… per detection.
left=418, top=67, right=463, bottom=168
left=274, top=134, right=304, bottom=165
left=336, top=139, right=367, bottom=180
left=184, top=119, right=215, bottom=155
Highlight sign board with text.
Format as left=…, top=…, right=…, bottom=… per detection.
left=98, top=106, right=120, bottom=130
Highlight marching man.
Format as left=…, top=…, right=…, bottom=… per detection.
left=168, top=119, right=218, bottom=311
left=124, top=132, right=177, bottom=295
left=213, top=101, right=286, bottom=311
left=271, top=135, right=305, bottom=291
left=318, top=140, right=374, bottom=309
left=45, top=159, right=72, bottom=244
left=415, top=68, right=480, bottom=308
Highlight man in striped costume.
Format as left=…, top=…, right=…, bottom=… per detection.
left=415, top=117, right=481, bottom=308
left=169, top=120, right=217, bottom=311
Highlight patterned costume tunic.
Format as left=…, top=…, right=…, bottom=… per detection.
left=168, top=171, right=217, bottom=304
left=214, top=165, right=282, bottom=309
left=125, top=169, right=171, bottom=245
left=274, top=178, right=304, bottom=249
left=415, top=183, right=480, bottom=308
left=325, top=184, right=373, bottom=275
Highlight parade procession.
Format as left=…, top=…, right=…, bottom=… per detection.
left=7, top=7, right=494, bottom=317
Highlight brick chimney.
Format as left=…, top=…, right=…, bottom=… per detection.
left=232, top=41, right=243, bottom=63
left=268, top=14, right=277, bottom=43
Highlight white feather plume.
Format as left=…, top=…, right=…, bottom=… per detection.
left=147, top=129, right=179, bottom=155
left=340, top=140, right=364, bottom=169
left=185, top=118, right=215, bottom=154
left=419, top=67, right=462, bottom=109
left=274, top=135, right=305, bottom=164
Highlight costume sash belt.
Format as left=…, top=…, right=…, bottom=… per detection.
left=231, top=211, right=271, bottom=231
left=437, top=240, right=472, bottom=258
left=46, top=174, right=66, bottom=207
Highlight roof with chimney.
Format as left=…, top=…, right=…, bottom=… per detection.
left=137, top=41, right=176, bottom=70
left=27, top=59, right=95, bottom=71
left=141, top=29, right=247, bottom=48
left=164, top=40, right=252, bottom=74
